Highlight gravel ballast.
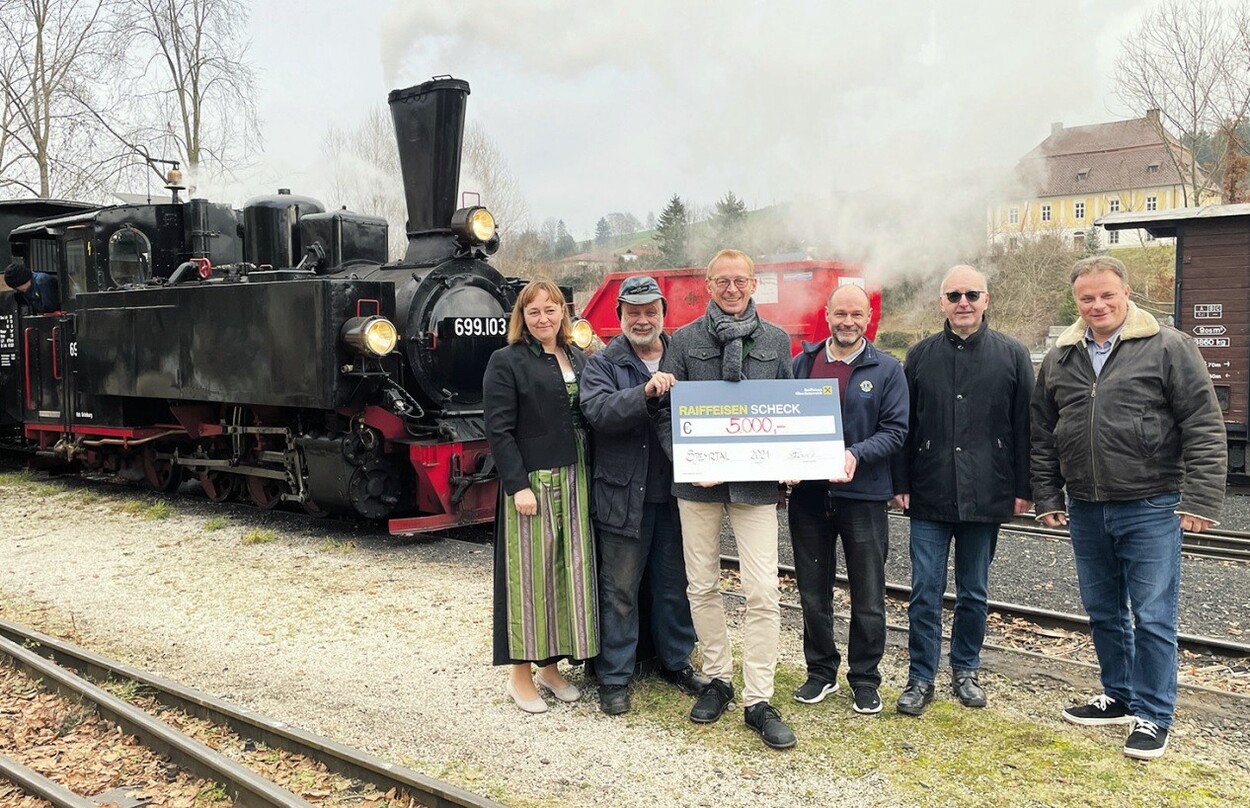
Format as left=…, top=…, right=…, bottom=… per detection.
left=2, top=475, right=1249, bottom=806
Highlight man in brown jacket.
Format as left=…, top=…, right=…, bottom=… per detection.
left=1031, top=256, right=1226, bottom=761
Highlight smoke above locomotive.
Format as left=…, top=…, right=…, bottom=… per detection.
left=0, top=77, right=521, bottom=534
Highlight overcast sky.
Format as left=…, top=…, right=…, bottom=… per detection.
left=242, top=0, right=1153, bottom=270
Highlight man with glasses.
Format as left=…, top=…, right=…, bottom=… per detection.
left=657, top=249, right=797, bottom=749
left=892, top=265, right=1033, bottom=717
left=1033, top=257, right=1224, bottom=760
left=788, top=283, right=908, bottom=716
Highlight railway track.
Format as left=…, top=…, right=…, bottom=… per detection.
left=718, top=554, right=1250, bottom=660
left=0, top=618, right=504, bottom=808
left=888, top=511, right=1250, bottom=563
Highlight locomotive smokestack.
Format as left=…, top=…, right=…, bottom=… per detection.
left=388, top=77, right=471, bottom=237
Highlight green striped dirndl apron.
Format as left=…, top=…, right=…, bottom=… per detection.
left=500, top=383, right=599, bottom=662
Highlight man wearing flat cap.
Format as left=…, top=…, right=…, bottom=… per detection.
left=3, top=263, right=60, bottom=314
left=580, top=274, right=707, bottom=715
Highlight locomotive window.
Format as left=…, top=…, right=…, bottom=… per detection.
left=64, top=238, right=87, bottom=303
left=108, top=227, right=152, bottom=286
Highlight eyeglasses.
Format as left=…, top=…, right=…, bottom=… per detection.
left=709, top=276, right=754, bottom=290
left=944, top=290, right=985, bottom=303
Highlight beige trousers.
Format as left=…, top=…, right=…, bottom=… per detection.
left=677, top=498, right=780, bottom=706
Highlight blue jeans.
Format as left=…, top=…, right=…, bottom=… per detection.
left=907, top=519, right=999, bottom=685
left=597, top=501, right=697, bottom=685
left=1068, top=495, right=1182, bottom=728
left=788, top=489, right=888, bottom=688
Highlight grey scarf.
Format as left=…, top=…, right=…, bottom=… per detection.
left=705, top=299, right=761, bottom=381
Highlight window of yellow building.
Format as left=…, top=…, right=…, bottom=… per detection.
left=1009, top=207, right=1018, bottom=224
left=1147, top=195, right=1157, bottom=211
left=1042, top=204, right=1052, bottom=222
left=1075, top=202, right=1085, bottom=220
left=1109, top=198, right=1120, bottom=213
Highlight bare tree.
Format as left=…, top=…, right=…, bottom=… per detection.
left=0, top=0, right=120, bottom=198
left=1115, top=0, right=1250, bottom=204
left=120, top=0, right=259, bottom=179
left=321, top=107, right=407, bottom=260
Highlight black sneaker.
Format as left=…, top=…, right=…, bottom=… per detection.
left=1062, top=694, right=1135, bottom=726
left=744, top=702, right=797, bottom=749
left=659, top=665, right=711, bottom=697
left=689, top=679, right=734, bottom=724
left=1123, top=718, right=1169, bottom=760
left=852, top=685, right=883, bottom=714
left=599, top=684, right=630, bottom=715
left=896, top=680, right=935, bottom=716
left=793, top=678, right=840, bottom=704
left=952, top=670, right=987, bottom=708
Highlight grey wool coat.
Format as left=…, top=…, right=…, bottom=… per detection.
left=656, top=309, right=794, bottom=505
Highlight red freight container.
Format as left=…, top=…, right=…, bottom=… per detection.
left=579, top=260, right=880, bottom=355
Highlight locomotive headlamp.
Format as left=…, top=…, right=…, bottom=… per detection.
left=450, top=206, right=497, bottom=244
left=570, top=317, right=598, bottom=351
left=341, top=316, right=399, bottom=356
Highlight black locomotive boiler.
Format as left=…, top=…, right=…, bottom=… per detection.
left=0, top=77, right=523, bottom=533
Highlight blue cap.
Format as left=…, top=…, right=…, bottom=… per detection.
left=617, top=275, right=665, bottom=305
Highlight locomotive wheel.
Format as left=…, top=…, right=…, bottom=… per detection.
left=199, top=471, right=239, bottom=503
left=246, top=475, right=286, bottom=509
left=142, top=450, right=182, bottom=493
left=302, top=498, right=330, bottom=518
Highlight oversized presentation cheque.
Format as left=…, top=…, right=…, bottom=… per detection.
left=670, top=379, right=844, bottom=483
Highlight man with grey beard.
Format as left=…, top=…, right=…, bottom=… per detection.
left=580, top=275, right=707, bottom=715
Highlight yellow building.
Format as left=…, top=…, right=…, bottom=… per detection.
left=990, top=110, right=1212, bottom=250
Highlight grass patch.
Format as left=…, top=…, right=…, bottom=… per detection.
left=142, top=501, right=172, bottom=520
left=194, top=784, right=229, bottom=806
left=0, top=469, right=37, bottom=485
left=241, top=528, right=277, bottom=545
left=629, top=661, right=1250, bottom=807
left=74, top=491, right=103, bottom=506
left=202, top=516, right=229, bottom=532
left=113, top=500, right=146, bottom=516
left=100, top=677, right=150, bottom=702
left=317, top=539, right=356, bottom=554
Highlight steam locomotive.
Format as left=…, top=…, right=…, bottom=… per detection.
left=0, top=77, right=525, bottom=533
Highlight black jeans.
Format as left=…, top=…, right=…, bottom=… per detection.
left=787, top=487, right=888, bottom=688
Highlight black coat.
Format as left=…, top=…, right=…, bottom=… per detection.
left=897, top=319, right=1033, bottom=523
left=483, top=340, right=588, bottom=496
left=579, top=333, right=670, bottom=538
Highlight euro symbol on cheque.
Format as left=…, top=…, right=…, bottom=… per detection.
left=682, top=421, right=692, bottom=435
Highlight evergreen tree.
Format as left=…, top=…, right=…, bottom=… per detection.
left=554, top=219, right=577, bottom=258
left=595, top=217, right=610, bottom=245
left=646, top=211, right=656, bottom=231
left=653, top=195, right=689, bottom=267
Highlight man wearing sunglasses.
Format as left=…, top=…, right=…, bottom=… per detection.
left=892, top=265, right=1034, bottom=717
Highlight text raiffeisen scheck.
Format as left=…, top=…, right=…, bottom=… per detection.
left=677, top=403, right=802, bottom=416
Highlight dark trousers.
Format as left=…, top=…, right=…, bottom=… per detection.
left=787, top=488, right=888, bottom=688
left=596, top=501, right=698, bottom=685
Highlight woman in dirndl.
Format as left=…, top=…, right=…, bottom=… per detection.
left=483, top=278, right=598, bottom=713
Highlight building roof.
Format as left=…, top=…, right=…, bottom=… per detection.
left=1097, top=202, right=1250, bottom=237
left=1015, top=112, right=1194, bottom=198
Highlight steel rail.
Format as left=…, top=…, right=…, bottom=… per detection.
left=0, top=619, right=507, bottom=808
left=0, top=752, right=97, bottom=808
left=888, top=511, right=1250, bottom=563
left=0, top=635, right=314, bottom=808
left=718, top=554, right=1250, bottom=659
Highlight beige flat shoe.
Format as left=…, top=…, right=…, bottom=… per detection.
left=535, top=672, right=581, bottom=703
left=507, top=678, right=548, bottom=714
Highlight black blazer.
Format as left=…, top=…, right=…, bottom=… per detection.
left=484, top=340, right=588, bottom=496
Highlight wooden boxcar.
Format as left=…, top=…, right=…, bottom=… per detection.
left=1101, top=204, right=1250, bottom=475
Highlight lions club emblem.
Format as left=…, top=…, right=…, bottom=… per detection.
left=860, top=380, right=874, bottom=393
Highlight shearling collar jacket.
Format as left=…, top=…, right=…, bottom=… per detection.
left=1030, top=302, right=1227, bottom=520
